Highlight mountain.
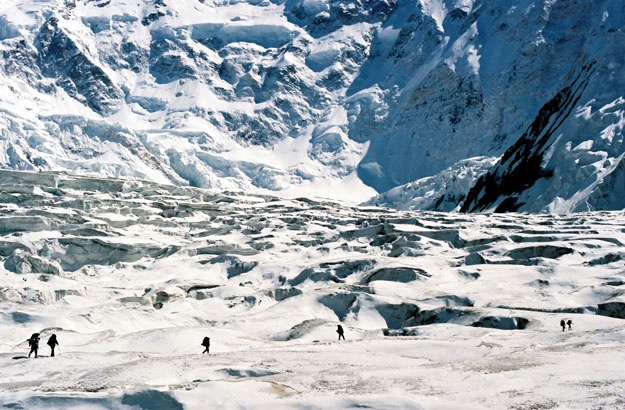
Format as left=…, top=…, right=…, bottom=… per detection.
left=1, top=0, right=625, bottom=212
left=1, top=169, right=624, bottom=408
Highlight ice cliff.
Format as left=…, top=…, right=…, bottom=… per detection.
left=1, top=0, right=625, bottom=212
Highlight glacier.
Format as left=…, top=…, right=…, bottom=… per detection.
left=3, top=2, right=625, bottom=408
left=0, top=170, right=624, bottom=408
left=2, top=0, right=625, bottom=212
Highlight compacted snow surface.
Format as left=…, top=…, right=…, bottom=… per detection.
left=0, top=170, right=625, bottom=409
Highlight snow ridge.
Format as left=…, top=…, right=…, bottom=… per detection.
left=2, top=1, right=625, bottom=212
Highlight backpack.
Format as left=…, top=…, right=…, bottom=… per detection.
left=28, top=333, right=39, bottom=346
left=202, top=337, right=210, bottom=346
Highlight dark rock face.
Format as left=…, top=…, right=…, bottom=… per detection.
left=35, top=17, right=123, bottom=115
left=2, top=39, right=42, bottom=87
left=461, top=63, right=596, bottom=212
left=149, top=36, right=200, bottom=84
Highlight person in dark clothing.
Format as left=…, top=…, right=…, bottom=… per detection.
left=201, top=336, right=210, bottom=354
left=47, top=334, right=59, bottom=357
left=337, top=325, right=345, bottom=340
left=27, top=333, right=40, bottom=358
left=566, top=319, right=573, bottom=330
left=560, top=319, right=566, bottom=331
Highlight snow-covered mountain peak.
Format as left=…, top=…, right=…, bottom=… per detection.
left=2, top=0, right=625, bottom=212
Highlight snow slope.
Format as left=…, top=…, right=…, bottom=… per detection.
left=1, top=170, right=624, bottom=409
left=2, top=1, right=625, bottom=212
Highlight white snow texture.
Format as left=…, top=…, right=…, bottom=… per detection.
left=2, top=1, right=625, bottom=408
left=1, top=0, right=625, bottom=211
left=0, top=170, right=624, bottom=409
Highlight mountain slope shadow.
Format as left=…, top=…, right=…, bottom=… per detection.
left=461, top=61, right=596, bottom=212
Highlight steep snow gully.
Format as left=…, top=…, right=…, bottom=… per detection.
left=0, top=170, right=625, bottom=408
